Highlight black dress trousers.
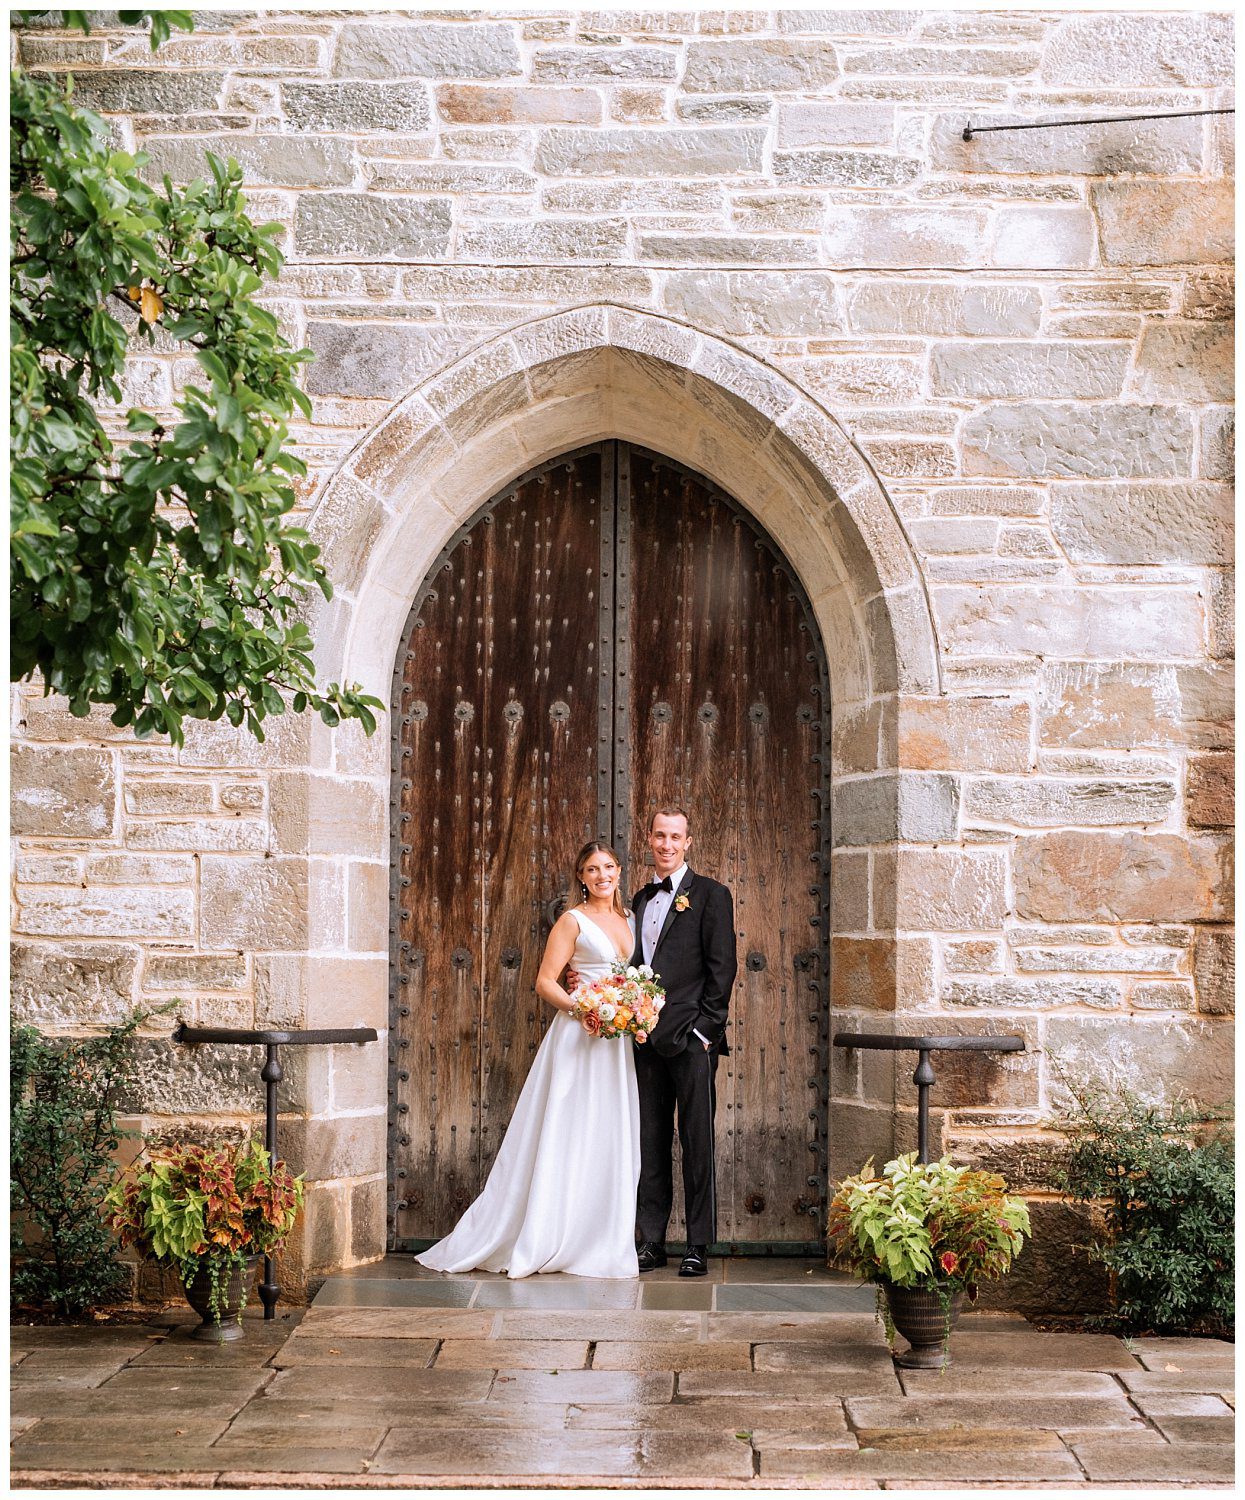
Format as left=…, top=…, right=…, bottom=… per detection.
left=634, top=1035, right=718, bottom=1247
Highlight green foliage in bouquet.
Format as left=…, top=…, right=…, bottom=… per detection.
left=103, top=1139, right=304, bottom=1325
left=10, top=9, right=382, bottom=744
left=1055, top=1080, right=1234, bottom=1336
left=828, top=1153, right=1031, bottom=1292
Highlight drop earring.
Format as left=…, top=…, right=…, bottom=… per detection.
left=580, top=882, right=588, bottom=900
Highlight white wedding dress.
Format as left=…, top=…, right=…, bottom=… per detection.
left=416, top=909, right=641, bottom=1279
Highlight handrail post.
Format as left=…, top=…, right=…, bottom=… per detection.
left=913, top=1049, right=936, bottom=1164
left=260, top=1042, right=283, bottom=1319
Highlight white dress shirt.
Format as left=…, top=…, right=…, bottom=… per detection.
left=642, top=864, right=711, bottom=1049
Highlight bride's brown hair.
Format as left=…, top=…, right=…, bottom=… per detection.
left=573, top=840, right=629, bottom=919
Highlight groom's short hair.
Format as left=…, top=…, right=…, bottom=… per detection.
left=649, top=805, right=691, bottom=834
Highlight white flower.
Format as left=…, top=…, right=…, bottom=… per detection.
left=652, top=997, right=665, bottom=1012
left=625, top=966, right=639, bottom=979
left=638, top=965, right=654, bottom=979
left=597, top=1002, right=617, bottom=1022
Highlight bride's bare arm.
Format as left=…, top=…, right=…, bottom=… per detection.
left=536, top=913, right=580, bottom=1012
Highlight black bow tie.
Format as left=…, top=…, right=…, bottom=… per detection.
left=645, top=876, right=674, bottom=897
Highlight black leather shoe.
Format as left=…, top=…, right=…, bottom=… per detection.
left=679, top=1245, right=709, bottom=1278
left=637, top=1242, right=667, bottom=1272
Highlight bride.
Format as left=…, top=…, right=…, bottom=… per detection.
left=416, top=840, right=642, bottom=1279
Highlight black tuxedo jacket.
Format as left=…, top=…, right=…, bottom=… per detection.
left=630, top=869, right=738, bottom=1058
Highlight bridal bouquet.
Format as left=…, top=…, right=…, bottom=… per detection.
left=570, top=963, right=665, bottom=1042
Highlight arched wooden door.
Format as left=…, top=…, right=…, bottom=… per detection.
left=389, top=443, right=830, bottom=1252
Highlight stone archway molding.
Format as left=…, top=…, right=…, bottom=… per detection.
left=310, top=304, right=943, bottom=708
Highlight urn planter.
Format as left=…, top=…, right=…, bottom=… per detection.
left=883, top=1281, right=966, bottom=1368
left=183, top=1254, right=261, bottom=1342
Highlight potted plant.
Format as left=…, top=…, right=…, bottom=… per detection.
left=103, top=1138, right=304, bottom=1342
left=827, top=1152, right=1030, bottom=1368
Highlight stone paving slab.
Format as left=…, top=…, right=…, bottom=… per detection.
left=917, top=1330, right=1139, bottom=1371
left=1131, top=1391, right=1235, bottom=1418
left=274, top=1334, right=439, bottom=1367
left=640, top=1281, right=714, bottom=1311
left=753, top=1341, right=897, bottom=1372
left=208, top=1444, right=387, bottom=1474
left=487, top=1370, right=675, bottom=1403
left=846, top=1394, right=1145, bottom=1432
left=592, top=1339, right=753, bottom=1371
left=715, top=1284, right=875, bottom=1313
left=230, top=1397, right=575, bottom=1431
left=495, top=1310, right=703, bottom=1341
left=1118, top=1368, right=1235, bottom=1396
left=267, top=1365, right=492, bottom=1401
left=1071, top=1437, right=1236, bottom=1483
left=311, top=1276, right=476, bottom=1308
left=758, top=1443, right=1084, bottom=1482
left=1148, top=1414, right=1236, bottom=1443
left=300, top=1307, right=496, bottom=1339
left=899, top=1367, right=1125, bottom=1395
left=473, top=1279, right=642, bottom=1309
left=1131, top=1346, right=1236, bottom=1373
left=704, top=1312, right=882, bottom=1342
left=435, top=1339, right=591, bottom=1370
left=565, top=1401, right=852, bottom=1436
left=370, top=1426, right=756, bottom=1479
left=681, top=1370, right=902, bottom=1400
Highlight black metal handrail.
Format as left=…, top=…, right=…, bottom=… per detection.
left=172, top=1024, right=378, bottom=1317
left=832, top=1032, right=1025, bottom=1164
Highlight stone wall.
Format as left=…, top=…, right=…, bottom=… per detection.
left=11, top=8, right=1234, bottom=1309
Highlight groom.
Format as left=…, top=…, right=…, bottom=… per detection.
left=630, top=806, right=737, bottom=1277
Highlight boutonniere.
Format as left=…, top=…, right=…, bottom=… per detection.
left=674, top=893, right=691, bottom=913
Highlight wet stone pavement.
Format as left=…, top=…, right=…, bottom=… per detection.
left=10, top=1257, right=1235, bottom=1488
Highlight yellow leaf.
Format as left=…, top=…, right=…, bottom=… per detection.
left=128, top=285, right=141, bottom=302
left=140, top=287, right=163, bottom=324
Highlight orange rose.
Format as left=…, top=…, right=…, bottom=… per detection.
left=582, top=1011, right=601, bottom=1036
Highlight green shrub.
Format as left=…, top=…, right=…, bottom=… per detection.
left=10, top=1010, right=159, bottom=1314
left=1055, top=1080, right=1234, bottom=1336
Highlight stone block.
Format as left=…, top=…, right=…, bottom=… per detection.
left=1175, top=664, right=1234, bottom=750
left=177, top=708, right=311, bottom=770
left=253, top=953, right=388, bottom=1032
left=1049, top=481, right=1232, bottom=565
left=794, top=354, right=923, bottom=405
left=124, top=780, right=214, bottom=816
left=69, top=70, right=225, bottom=115
left=991, top=205, right=1096, bottom=270
left=303, top=322, right=456, bottom=400
left=1043, top=12, right=1234, bottom=87
left=305, top=473, right=387, bottom=592
left=460, top=218, right=628, bottom=263
left=943, top=938, right=1004, bottom=972
left=15, top=886, right=195, bottom=941
left=1199, top=407, right=1233, bottom=483
left=333, top=23, right=522, bottom=80
left=664, top=271, right=842, bottom=337
left=1038, top=663, right=1181, bottom=750
left=352, top=1176, right=387, bottom=1262
left=436, top=84, right=600, bottom=124
left=777, top=100, right=894, bottom=146
left=847, top=282, right=1041, bottom=336
left=939, top=109, right=1203, bottom=175
left=221, top=783, right=265, bottom=813
left=280, top=1113, right=388, bottom=1181
left=926, top=484, right=1043, bottom=517
left=832, top=773, right=960, bottom=847
left=200, top=857, right=309, bottom=950
left=943, top=976, right=1122, bottom=1011
left=295, top=195, right=452, bottom=260
left=948, top=1133, right=1070, bottom=1194
left=535, top=126, right=764, bottom=177
left=773, top=149, right=920, bottom=187
left=125, top=818, right=267, bottom=852
left=11, top=941, right=140, bottom=1026
left=87, top=853, right=196, bottom=884
left=931, top=341, right=1128, bottom=399
left=1014, top=832, right=1231, bottom=923
left=12, top=746, right=116, bottom=838
left=1187, top=752, right=1233, bottom=828
left=831, top=936, right=936, bottom=1012
left=1134, top=320, right=1234, bottom=402
left=895, top=848, right=1008, bottom=931
left=898, top=697, right=1032, bottom=774
left=140, top=135, right=357, bottom=188
left=143, top=952, right=248, bottom=992
left=821, top=208, right=987, bottom=267
left=845, top=44, right=1043, bottom=77
left=684, top=37, right=839, bottom=91
left=1093, top=180, right=1233, bottom=267
left=282, top=81, right=430, bottom=133
left=937, top=586, right=1203, bottom=661
left=14, top=853, right=81, bottom=884
left=1044, top=1014, right=1234, bottom=1111
left=962, top=403, right=1195, bottom=478
left=1192, top=928, right=1234, bottom=1016
left=531, top=44, right=679, bottom=81
left=121, top=1039, right=295, bottom=1115
left=831, top=850, right=869, bottom=932
left=963, top=776, right=1176, bottom=829
left=1129, top=981, right=1194, bottom=1010
left=1015, top=946, right=1182, bottom=975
